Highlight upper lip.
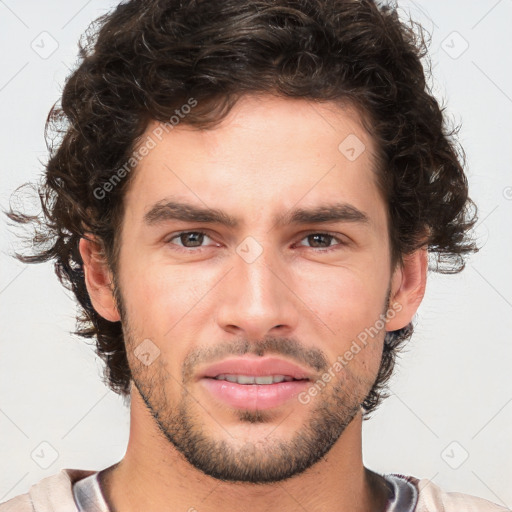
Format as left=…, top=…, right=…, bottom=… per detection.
left=198, top=356, right=313, bottom=381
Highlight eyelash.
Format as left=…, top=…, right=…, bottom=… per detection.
left=165, top=230, right=347, bottom=254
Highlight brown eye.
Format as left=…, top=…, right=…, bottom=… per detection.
left=167, top=231, right=213, bottom=249
left=297, top=233, right=343, bottom=250
left=304, top=233, right=335, bottom=248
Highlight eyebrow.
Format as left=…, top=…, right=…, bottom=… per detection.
left=143, top=199, right=370, bottom=228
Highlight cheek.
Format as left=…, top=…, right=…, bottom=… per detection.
left=292, top=264, right=390, bottom=380
left=119, top=262, right=220, bottom=368
left=117, top=265, right=181, bottom=341
left=120, top=269, right=199, bottom=387
left=296, top=266, right=389, bottom=335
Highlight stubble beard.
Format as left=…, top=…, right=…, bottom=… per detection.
left=117, top=284, right=388, bottom=484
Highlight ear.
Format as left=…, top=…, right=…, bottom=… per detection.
left=79, top=237, right=121, bottom=322
left=386, top=249, right=428, bottom=331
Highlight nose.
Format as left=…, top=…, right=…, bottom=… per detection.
left=215, top=243, right=300, bottom=340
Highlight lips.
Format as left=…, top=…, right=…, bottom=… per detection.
left=197, top=356, right=313, bottom=410
left=198, top=356, right=313, bottom=382
left=200, top=378, right=310, bottom=410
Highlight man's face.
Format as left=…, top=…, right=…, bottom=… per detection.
left=114, top=95, right=396, bottom=482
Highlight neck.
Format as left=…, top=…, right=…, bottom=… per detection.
left=99, top=389, right=390, bottom=512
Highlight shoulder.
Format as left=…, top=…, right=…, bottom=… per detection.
left=0, top=468, right=97, bottom=512
left=407, top=476, right=510, bottom=512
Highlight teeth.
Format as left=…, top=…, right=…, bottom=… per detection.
left=214, top=374, right=296, bottom=384
left=238, top=375, right=256, bottom=384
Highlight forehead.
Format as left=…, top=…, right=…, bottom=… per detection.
left=123, top=94, right=385, bottom=231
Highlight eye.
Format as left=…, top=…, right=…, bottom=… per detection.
left=296, top=232, right=346, bottom=252
left=165, top=230, right=347, bottom=253
left=166, top=230, right=216, bottom=250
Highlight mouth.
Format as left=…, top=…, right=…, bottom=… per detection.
left=199, top=356, right=313, bottom=381
left=198, top=357, right=313, bottom=410
left=210, top=374, right=303, bottom=385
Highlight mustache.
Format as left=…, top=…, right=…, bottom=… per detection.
left=181, top=336, right=329, bottom=383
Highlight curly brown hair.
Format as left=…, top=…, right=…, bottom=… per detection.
left=7, top=0, right=477, bottom=417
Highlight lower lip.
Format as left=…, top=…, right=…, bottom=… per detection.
left=200, top=378, right=310, bottom=410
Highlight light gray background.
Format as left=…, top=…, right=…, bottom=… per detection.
left=1, top=0, right=511, bottom=507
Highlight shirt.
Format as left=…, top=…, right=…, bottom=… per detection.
left=72, top=471, right=418, bottom=511
left=0, top=467, right=508, bottom=511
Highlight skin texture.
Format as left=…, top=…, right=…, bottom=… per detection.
left=80, top=94, right=427, bottom=511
